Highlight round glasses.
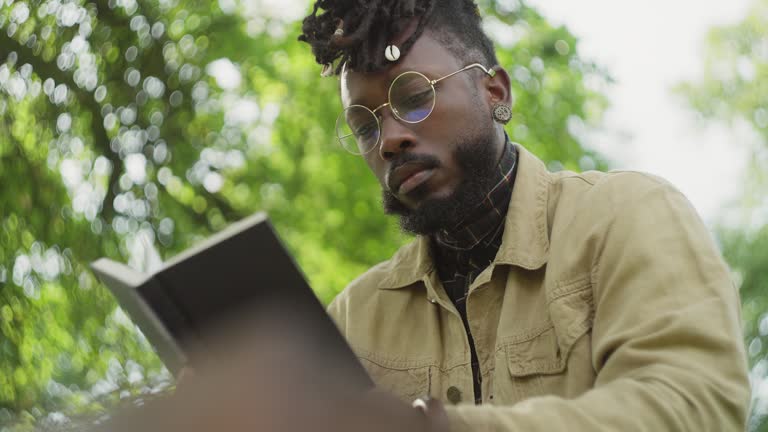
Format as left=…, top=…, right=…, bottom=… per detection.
left=335, top=63, right=497, bottom=156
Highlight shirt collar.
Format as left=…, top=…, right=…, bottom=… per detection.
left=378, top=143, right=551, bottom=289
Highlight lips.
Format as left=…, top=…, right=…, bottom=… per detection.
left=387, top=162, right=435, bottom=195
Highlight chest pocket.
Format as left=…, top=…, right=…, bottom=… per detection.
left=357, top=356, right=432, bottom=403
left=493, top=276, right=595, bottom=404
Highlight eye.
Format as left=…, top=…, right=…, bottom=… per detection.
left=401, top=89, right=433, bottom=109
left=409, top=90, right=432, bottom=103
left=354, top=122, right=377, bottom=138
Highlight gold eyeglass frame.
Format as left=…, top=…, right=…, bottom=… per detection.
left=336, top=63, right=498, bottom=156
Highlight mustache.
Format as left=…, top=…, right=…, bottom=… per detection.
left=385, top=152, right=441, bottom=185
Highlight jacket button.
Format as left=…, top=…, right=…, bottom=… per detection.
left=447, top=386, right=462, bottom=404
left=429, top=298, right=437, bottom=304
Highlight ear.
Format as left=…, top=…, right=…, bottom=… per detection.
left=484, top=66, right=513, bottom=108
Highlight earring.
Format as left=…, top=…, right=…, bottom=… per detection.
left=492, top=103, right=512, bottom=124
left=385, top=45, right=401, bottom=62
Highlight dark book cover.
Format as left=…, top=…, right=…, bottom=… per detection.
left=90, top=213, right=371, bottom=390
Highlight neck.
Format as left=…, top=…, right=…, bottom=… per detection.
left=434, top=138, right=517, bottom=250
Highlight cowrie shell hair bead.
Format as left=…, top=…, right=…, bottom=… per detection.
left=385, top=45, right=401, bottom=62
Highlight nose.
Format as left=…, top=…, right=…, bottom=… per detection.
left=378, top=109, right=416, bottom=161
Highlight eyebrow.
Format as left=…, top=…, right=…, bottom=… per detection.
left=343, top=83, right=381, bottom=111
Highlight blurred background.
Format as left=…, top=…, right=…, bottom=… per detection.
left=0, top=0, right=765, bottom=430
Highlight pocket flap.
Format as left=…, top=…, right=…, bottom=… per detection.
left=358, top=357, right=431, bottom=402
left=503, top=325, right=564, bottom=377
left=549, top=280, right=594, bottom=359
left=503, top=280, right=594, bottom=378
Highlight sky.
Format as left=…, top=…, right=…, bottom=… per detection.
left=524, top=0, right=755, bottom=225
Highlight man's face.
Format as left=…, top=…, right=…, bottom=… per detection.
left=340, top=32, right=507, bottom=235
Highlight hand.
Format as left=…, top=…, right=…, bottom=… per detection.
left=93, top=318, right=441, bottom=432
left=174, top=366, right=196, bottom=388
left=98, top=360, right=433, bottom=432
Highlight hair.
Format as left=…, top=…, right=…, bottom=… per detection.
left=298, top=0, right=499, bottom=75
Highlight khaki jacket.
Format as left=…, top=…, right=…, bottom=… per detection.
left=328, top=144, right=750, bottom=431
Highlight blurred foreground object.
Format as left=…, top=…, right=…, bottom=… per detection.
left=90, top=315, right=433, bottom=432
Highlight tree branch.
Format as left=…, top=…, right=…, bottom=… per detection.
left=0, top=32, right=120, bottom=222
left=0, top=15, right=245, bottom=229
left=89, top=0, right=247, bottom=222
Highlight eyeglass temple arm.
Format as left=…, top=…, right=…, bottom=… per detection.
left=430, top=63, right=497, bottom=85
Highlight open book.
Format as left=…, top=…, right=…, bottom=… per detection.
left=91, top=213, right=370, bottom=388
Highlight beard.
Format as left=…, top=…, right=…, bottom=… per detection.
left=381, top=127, right=501, bottom=236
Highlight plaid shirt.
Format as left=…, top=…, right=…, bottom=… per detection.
left=431, top=138, right=518, bottom=404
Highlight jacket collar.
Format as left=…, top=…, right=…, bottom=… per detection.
left=377, top=143, right=551, bottom=289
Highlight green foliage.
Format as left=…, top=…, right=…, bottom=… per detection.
left=0, top=0, right=608, bottom=427
left=675, top=0, right=768, bottom=133
left=676, top=0, right=768, bottom=430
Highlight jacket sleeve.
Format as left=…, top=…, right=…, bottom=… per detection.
left=444, top=176, right=751, bottom=432
left=326, top=293, right=348, bottom=333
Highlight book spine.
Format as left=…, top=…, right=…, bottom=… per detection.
left=137, top=276, right=196, bottom=372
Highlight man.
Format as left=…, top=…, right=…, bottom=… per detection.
left=296, top=0, right=752, bottom=430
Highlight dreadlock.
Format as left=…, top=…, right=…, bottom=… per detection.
left=298, top=0, right=498, bottom=75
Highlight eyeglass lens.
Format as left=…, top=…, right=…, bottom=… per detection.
left=337, top=106, right=380, bottom=154
left=389, top=72, right=435, bottom=123
left=336, top=72, right=436, bottom=155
